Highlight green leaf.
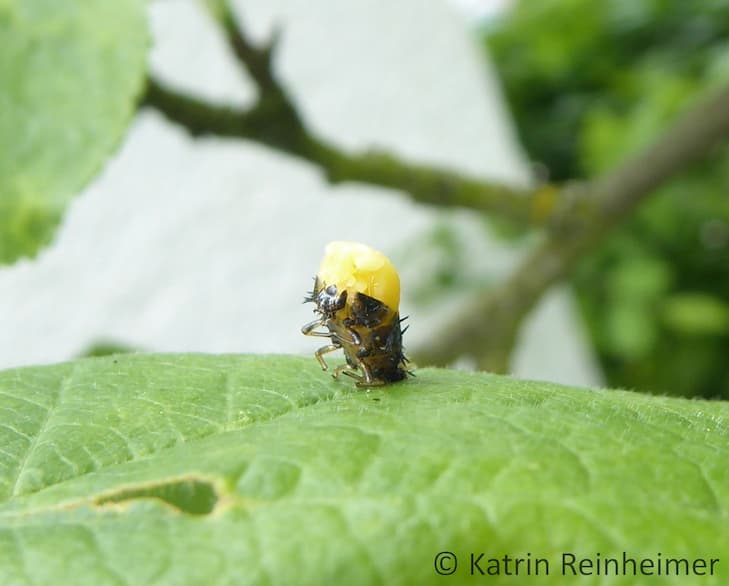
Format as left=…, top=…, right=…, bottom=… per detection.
left=0, top=0, right=148, bottom=264
left=0, top=354, right=727, bottom=585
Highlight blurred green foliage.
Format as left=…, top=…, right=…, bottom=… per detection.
left=80, top=339, right=138, bottom=358
left=486, top=0, right=729, bottom=398
left=0, top=0, right=148, bottom=264
left=395, top=221, right=497, bottom=306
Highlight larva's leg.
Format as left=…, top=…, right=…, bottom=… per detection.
left=302, top=320, right=358, bottom=345
left=329, top=327, right=361, bottom=346
left=301, top=318, right=331, bottom=337
left=341, top=326, right=361, bottom=345
left=314, top=344, right=340, bottom=371
left=355, top=362, right=385, bottom=388
left=333, top=363, right=363, bottom=382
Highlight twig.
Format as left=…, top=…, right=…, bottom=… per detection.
left=143, top=1, right=729, bottom=372
left=142, top=1, right=543, bottom=225
left=412, top=81, right=729, bottom=370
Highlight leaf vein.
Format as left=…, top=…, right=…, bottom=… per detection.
left=8, top=368, right=73, bottom=497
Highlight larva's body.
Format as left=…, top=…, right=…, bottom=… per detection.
left=302, top=242, right=411, bottom=387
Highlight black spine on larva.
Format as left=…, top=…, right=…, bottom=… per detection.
left=302, top=277, right=319, bottom=304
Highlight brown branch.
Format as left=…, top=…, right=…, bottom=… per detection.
left=141, top=2, right=543, bottom=225
left=412, top=81, right=729, bottom=370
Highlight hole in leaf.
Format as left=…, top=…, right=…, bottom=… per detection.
left=95, top=477, right=219, bottom=516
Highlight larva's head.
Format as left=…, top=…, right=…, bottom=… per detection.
left=317, top=241, right=400, bottom=312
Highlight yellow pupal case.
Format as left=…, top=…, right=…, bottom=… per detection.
left=317, top=241, right=400, bottom=312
